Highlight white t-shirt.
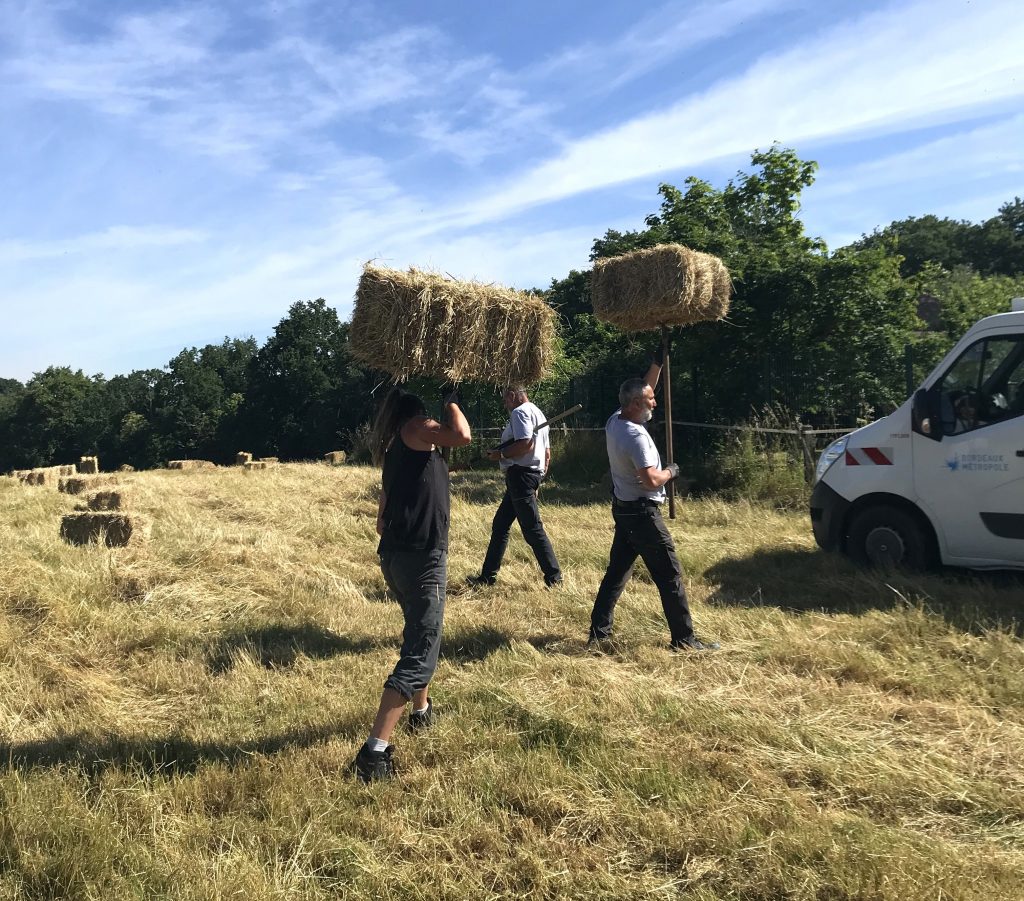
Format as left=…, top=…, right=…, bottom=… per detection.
left=500, top=401, right=548, bottom=473
left=606, top=410, right=665, bottom=502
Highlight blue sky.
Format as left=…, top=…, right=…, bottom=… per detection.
left=1, top=0, right=1022, bottom=381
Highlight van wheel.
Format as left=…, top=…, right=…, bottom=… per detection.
left=847, top=505, right=931, bottom=569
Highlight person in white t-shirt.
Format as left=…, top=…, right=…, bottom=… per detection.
left=589, top=341, right=719, bottom=652
left=468, top=386, right=562, bottom=587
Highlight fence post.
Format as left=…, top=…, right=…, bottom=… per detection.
left=798, top=424, right=815, bottom=483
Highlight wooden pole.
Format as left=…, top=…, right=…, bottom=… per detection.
left=662, top=326, right=676, bottom=519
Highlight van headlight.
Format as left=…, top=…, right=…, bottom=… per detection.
left=814, top=436, right=848, bottom=484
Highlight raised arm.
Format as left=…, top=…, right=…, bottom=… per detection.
left=402, top=390, right=472, bottom=450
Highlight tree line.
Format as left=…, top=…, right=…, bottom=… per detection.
left=2, top=147, right=1023, bottom=473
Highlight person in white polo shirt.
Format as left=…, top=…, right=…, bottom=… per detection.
left=468, top=386, right=562, bottom=588
left=588, top=342, right=719, bottom=652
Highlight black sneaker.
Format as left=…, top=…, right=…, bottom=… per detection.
left=466, top=574, right=496, bottom=587
left=351, top=743, right=395, bottom=783
left=408, top=698, right=435, bottom=732
left=670, top=636, right=721, bottom=652
left=544, top=575, right=563, bottom=588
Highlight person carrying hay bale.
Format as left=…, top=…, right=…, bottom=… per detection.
left=351, top=385, right=471, bottom=783
left=467, top=385, right=562, bottom=589
left=587, top=339, right=720, bottom=653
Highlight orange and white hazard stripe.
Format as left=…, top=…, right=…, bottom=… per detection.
left=845, top=447, right=893, bottom=465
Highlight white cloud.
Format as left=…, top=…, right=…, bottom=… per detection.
left=0, top=226, right=206, bottom=264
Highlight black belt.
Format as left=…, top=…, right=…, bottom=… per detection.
left=612, top=496, right=659, bottom=509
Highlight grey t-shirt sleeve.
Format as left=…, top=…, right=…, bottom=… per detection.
left=510, top=407, right=532, bottom=441
left=626, top=427, right=660, bottom=471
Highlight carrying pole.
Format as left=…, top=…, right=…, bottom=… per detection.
left=662, top=326, right=676, bottom=519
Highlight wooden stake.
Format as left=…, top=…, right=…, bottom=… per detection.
left=662, top=326, right=676, bottom=519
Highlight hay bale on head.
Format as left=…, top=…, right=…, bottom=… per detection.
left=591, top=244, right=732, bottom=332
left=349, top=264, right=556, bottom=386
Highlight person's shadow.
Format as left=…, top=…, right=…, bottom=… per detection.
left=704, top=547, right=1024, bottom=634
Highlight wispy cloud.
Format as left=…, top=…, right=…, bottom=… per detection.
left=0, top=226, right=206, bottom=265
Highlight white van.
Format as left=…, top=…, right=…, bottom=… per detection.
left=810, top=300, right=1024, bottom=570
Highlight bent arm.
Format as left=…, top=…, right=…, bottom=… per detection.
left=636, top=464, right=675, bottom=490
left=404, top=404, right=472, bottom=449
left=644, top=361, right=662, bottom=391
left=498, top=437, right=535, bottom=459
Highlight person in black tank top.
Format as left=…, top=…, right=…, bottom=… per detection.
left=352, top=386, right=472, bottom=783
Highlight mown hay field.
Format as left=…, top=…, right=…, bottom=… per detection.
left=1, top=464, right=1022, bottom=900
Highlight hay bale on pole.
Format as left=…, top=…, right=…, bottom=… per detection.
left=60, top=512, right=150, bottom=547
left=78, top=457, right=99, bottom=475
left=324, top=451, right=347, bottom=465
left=349, top=264, right=557, bottom=386
left=590, top=244, right=732, bottom=332
left=235, top=452, right=253, bottom=466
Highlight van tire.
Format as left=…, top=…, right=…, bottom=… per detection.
left=847, top=504, right=931, bottom=570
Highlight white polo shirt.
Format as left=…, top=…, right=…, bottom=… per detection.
left=500, top=401, right=548, bottom=473
left=606, top=410, right=665, bottom=503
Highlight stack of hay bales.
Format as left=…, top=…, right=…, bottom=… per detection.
left=59, top=474, right=119, bottom=495
left=235, top=452, right=253, bottom=466
left=349, top=264, right=557, bottom=386
left=78, top=456, right=99, bottom=474
left=167, top=460, right=216, bottom=471
left=61, top=485, right=147, bottom=547
left=244, top=461, right=268, bottom=471
left=590, top=244, right=731, bottom=331
left=324, top=451, right=347, bottom=465
left=19, top=465, right=71, bottom=487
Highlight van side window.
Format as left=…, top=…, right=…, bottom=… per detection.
left=937, top=335, right=1024, bottom=434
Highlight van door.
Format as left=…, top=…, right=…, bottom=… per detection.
left=913, top=332, right=1024, bottom=564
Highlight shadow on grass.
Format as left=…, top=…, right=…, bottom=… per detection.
left=205, top=623, right=389, bottom=673
left=0, top=718, right=363, bottom=778
left=441, top=624, right=566, bottom=662
left=704, top=547, right=1024, bottom=634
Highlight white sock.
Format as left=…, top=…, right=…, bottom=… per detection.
left=365, top=737, right=388, bottom=752
left=412, top=703, right=430, bottom=715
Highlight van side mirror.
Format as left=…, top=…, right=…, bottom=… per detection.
left=912, top=388, right=943, bottom=441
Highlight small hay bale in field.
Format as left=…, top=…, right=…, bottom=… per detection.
left=167, top=460, right=216, bottom=471
left=85, top=489, right=129, bottom=511
left=235, top=452, right=253, bottom=466
left=244, top=461, right=268, bottom=471
left=78, top=456, right=99, bottom=474
left=118, top=464, right=135, bottom=472
left=25, top=467, right=61, bottom=487
left=590, top=244, right=732, bottom=332
left=59, top=474, right=118, bottom=495
left=349, top=264, right=556, bottom=386
left=324, top=451, right=347, bottom=465
left=60, top=512, right=149, bottom=548
left=59, top=464, right=78, bottom=476
left=259, top=456, right=278, bottom=464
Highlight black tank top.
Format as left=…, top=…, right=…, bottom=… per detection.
left=378, top=429, right=450, bottom=553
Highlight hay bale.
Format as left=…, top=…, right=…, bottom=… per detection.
left=244, top=461, right=268, bottom=471
left=258, top=456, right=278, bottom=464
left=590, top=244, right=732, bottom=332
left=60, top=474, right=119, bottom=494
left=60, top=512, right=149, bottom=547
left=118, top=464, right=135, bottom=472
left=167, top=460, right=216, bottom=470
left=349, top=264, right=556, bottom=386
left=85, top=490, right=129, bottom=511
left=24, top=467, right=61, bottom=487
left=324, top=451, right=347, bottom=465
left=235, top=452, right=253, bottom=466
left=59, top=464, right=78, bottom=476
left=78, top=457, right=99, bottom=474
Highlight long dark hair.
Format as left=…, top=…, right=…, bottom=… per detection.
left=371, top=387, right=426, bottom=466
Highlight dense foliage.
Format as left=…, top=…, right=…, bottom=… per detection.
left=2, top=149, right=1023, bottom=472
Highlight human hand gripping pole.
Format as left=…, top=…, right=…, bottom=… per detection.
left=491, top=403, right=583, bottom=452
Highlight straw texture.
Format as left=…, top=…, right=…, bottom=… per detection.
left=591, top=244, right=732, bottom=332
left=349, top=264, right=556, bottom=386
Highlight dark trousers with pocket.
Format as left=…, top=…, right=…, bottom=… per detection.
left=481, top=466, right=561, bottom=584
left=380, top=548, right=447, bottom=700
left=589, top=502, right=694, bottom=645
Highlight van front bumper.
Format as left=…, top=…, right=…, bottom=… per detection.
left=810, top=480, right=850, bottom=551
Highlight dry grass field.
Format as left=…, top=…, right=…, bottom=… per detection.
left=1, top=463, right=1022, bottom=900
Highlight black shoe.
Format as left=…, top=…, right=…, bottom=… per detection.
left=670, top=636, right=721, bottom=652
left=408, top=698, right=435, bottom=732
left=351, top=743, right=395, bottom=783
left=544, top=575, right=563, bottom=588
left=467, top=574, right=496, bottom=587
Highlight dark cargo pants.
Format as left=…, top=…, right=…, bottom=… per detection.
left=379, top=548, right=447, bottom=700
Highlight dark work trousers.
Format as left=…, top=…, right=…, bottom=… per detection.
left=589, top=502, right=694, bottom=645
left=379, top=548, right=447, bottom=700
left=480, top=466, right=562, bottom=585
